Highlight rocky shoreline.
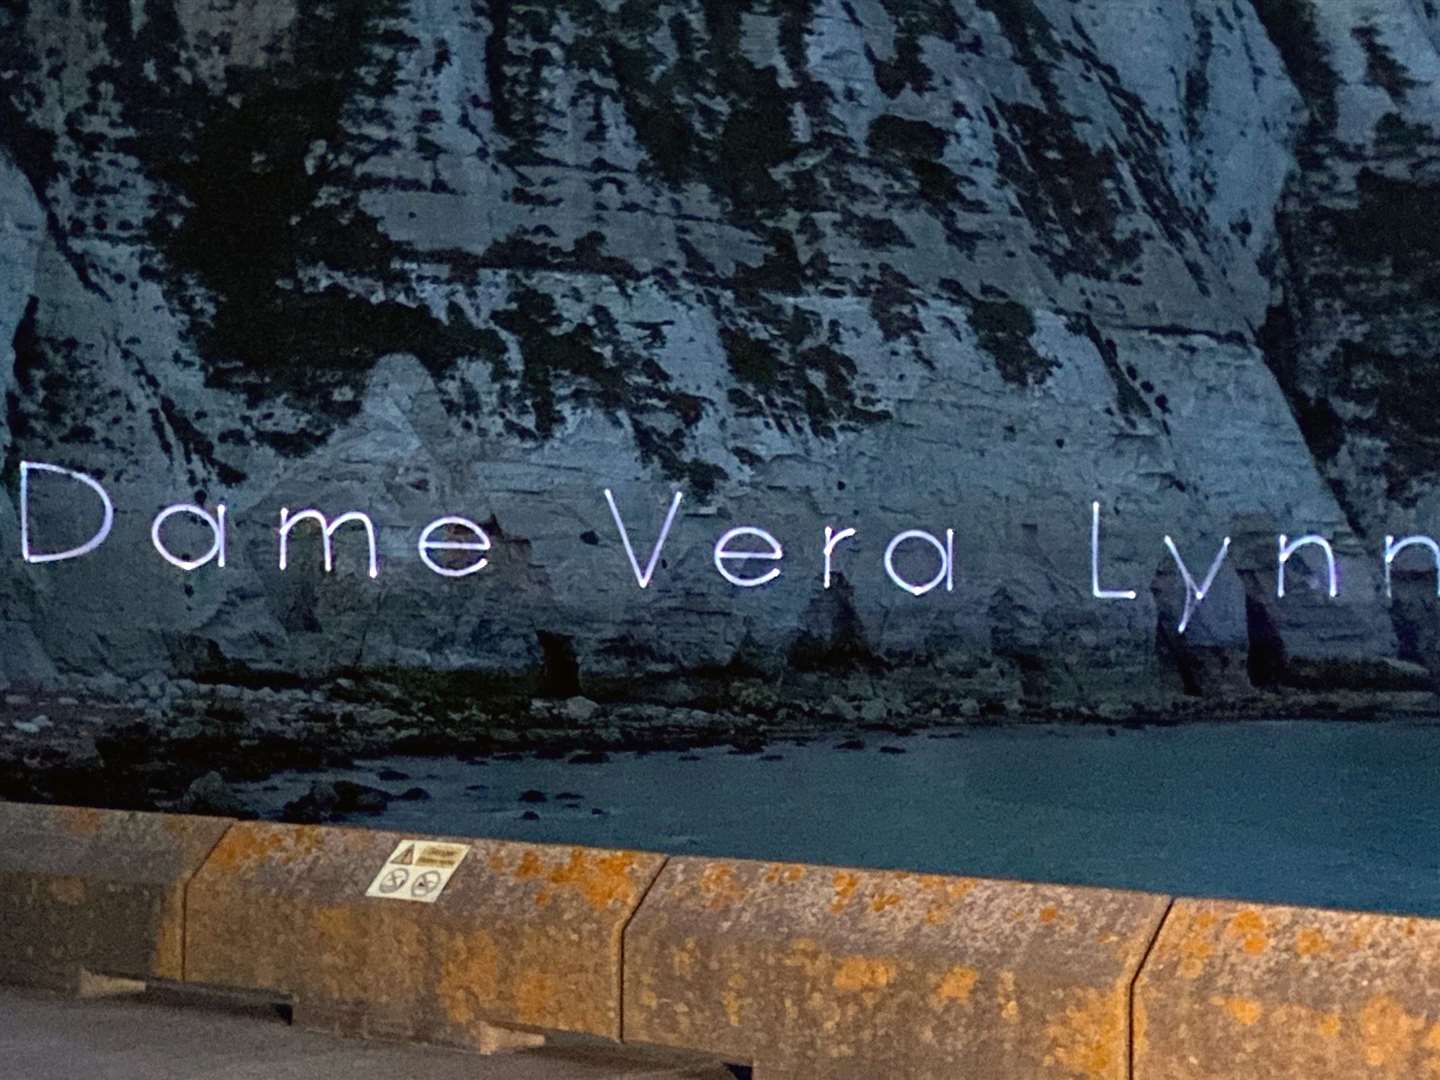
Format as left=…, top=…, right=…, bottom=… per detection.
left=3, top=671, right=1436, bottom=822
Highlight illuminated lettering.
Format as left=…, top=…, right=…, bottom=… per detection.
left=1277, top=534, right=1337, bottom=599
left=151, top=503, right=227, bottom=571
left=279, top=507, right=379, bottom=579
left=19, top=461, right=114, bottom=564
left=1091, top=501, right=1136, bottom=600
left=884, top=528, right=954, bottom=597
left=603, top=488, right=682, bottom=589
left=713, top=526, right=783, bottom=587
left=1163, top=534, right=1231, bottom=634
left=1384, top=534, right=1440, bottom=599
left=418, top=516, right=491, bottom=578
left=14, top=482, right=1414, bottom=632
left=823, top=526, right=857, bottom=589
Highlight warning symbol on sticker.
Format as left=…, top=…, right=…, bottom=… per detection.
left=378, top=868, right=409, bottom=894
left=365, top=840, right=470, bottom=904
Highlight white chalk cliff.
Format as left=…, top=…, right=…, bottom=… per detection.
left=1, top=0, right=1437, bottom=705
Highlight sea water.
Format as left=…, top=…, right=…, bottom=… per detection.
left=233, top=719, right=1440, bottom=916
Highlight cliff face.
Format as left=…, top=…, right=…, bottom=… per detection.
left=0, top=0, right=1435, bottom=704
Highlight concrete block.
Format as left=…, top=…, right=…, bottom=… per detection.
left=1135, top=899, right=1440, bottom=1078
left=0, top=801, right=233, bottom=990
left=623, top=857, right=1170, bottom=1079
left=184, top=822, right=667, bottom=1049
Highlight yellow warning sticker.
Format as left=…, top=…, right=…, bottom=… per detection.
left=365, top=839, right=470, bottom=904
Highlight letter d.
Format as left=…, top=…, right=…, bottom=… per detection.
left=20, top=461, right=114, bottom=563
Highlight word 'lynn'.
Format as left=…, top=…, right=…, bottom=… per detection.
left=15, top=462, right=1440, bottom=635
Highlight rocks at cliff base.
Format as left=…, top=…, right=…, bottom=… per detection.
left=281, top=780, right=393, bottom=824
left=179, top=771, right=253, bottom=817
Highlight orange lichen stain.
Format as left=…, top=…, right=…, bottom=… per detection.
left=830, top=871, right=860, bottom=914
left=915, top=875, right=978, bottom=925
left=511, top=848, right=640, bottom=911
left=762, top=864, right=805, bottom=885
left=1424, top=1022, right=1440, bottom=1075
left=722, top=973, right=749, bottom=1026
left=204, top=824, right=326, bottom=872
left=932, top=965, right=979, bottom=1006
left=1044, top=987, right=1121, bottom=1078
left=670, top=938, right=698, bottom=979
left=436, top=928, right=500, bottom=1029
left=1358, top=994, right=1425, bottom=1068
left=1225, top=909, right=1269, bottom=955
left=514, top=970, right=558, bottom=1027
left=1211, top=996, right=1263, bottom=1027
left=1039, top=905, right=1059, bottom=924
left=997, top=971, right=1021, bottom=1026
left=310, top=904, right=359, bottom=945
left=698, top=864, right=747, bottom=910
left=150, top=915, right=182, bottom=979
left=1177, top=929, right=1213, bottom=980
left=1294, top=927, right=1330, bottom=957
left=151, top=893, right=186, bottom=980
left=551, top=849, right=638, bottom=911
left=780, top=938, right=827, bottom=982
left=1316, top=1012, right=1342, bottom=1039
left=831, top=956, right=896, bottom=993
left=47, top=876, right=86, bottom=906
left=56, top=806, right=103, bottom=837
left=871, top=894, right=902, bottom=914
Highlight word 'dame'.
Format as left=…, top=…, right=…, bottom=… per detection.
left=14, top=461, right=1440, bottom=635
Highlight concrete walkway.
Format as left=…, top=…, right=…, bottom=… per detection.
left=0, top=987, right=737, bottom=1079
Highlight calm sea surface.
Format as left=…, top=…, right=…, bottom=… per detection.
left=234, top=719, right=1440, bottom=915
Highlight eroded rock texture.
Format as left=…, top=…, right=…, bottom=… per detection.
left=0, top=0, right=1435, bottom=705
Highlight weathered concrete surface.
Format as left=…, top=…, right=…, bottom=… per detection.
left=1134, top=898, right=1440, bottom=1078
left=623, top=856, right=1170, bottom=1079
left=0, top=985, right=735, bottom=1079
left=0, top=801, right=232, bottom=990
left=185, top=821, right=666, bottom=1048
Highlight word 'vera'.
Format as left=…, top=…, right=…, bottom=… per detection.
left=14, top=462, right=1440, bottom=635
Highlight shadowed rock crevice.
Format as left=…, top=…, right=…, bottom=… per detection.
left=535, top=631, right=582, bottom=699
left=1250, top=0, right=1339, bottom=147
